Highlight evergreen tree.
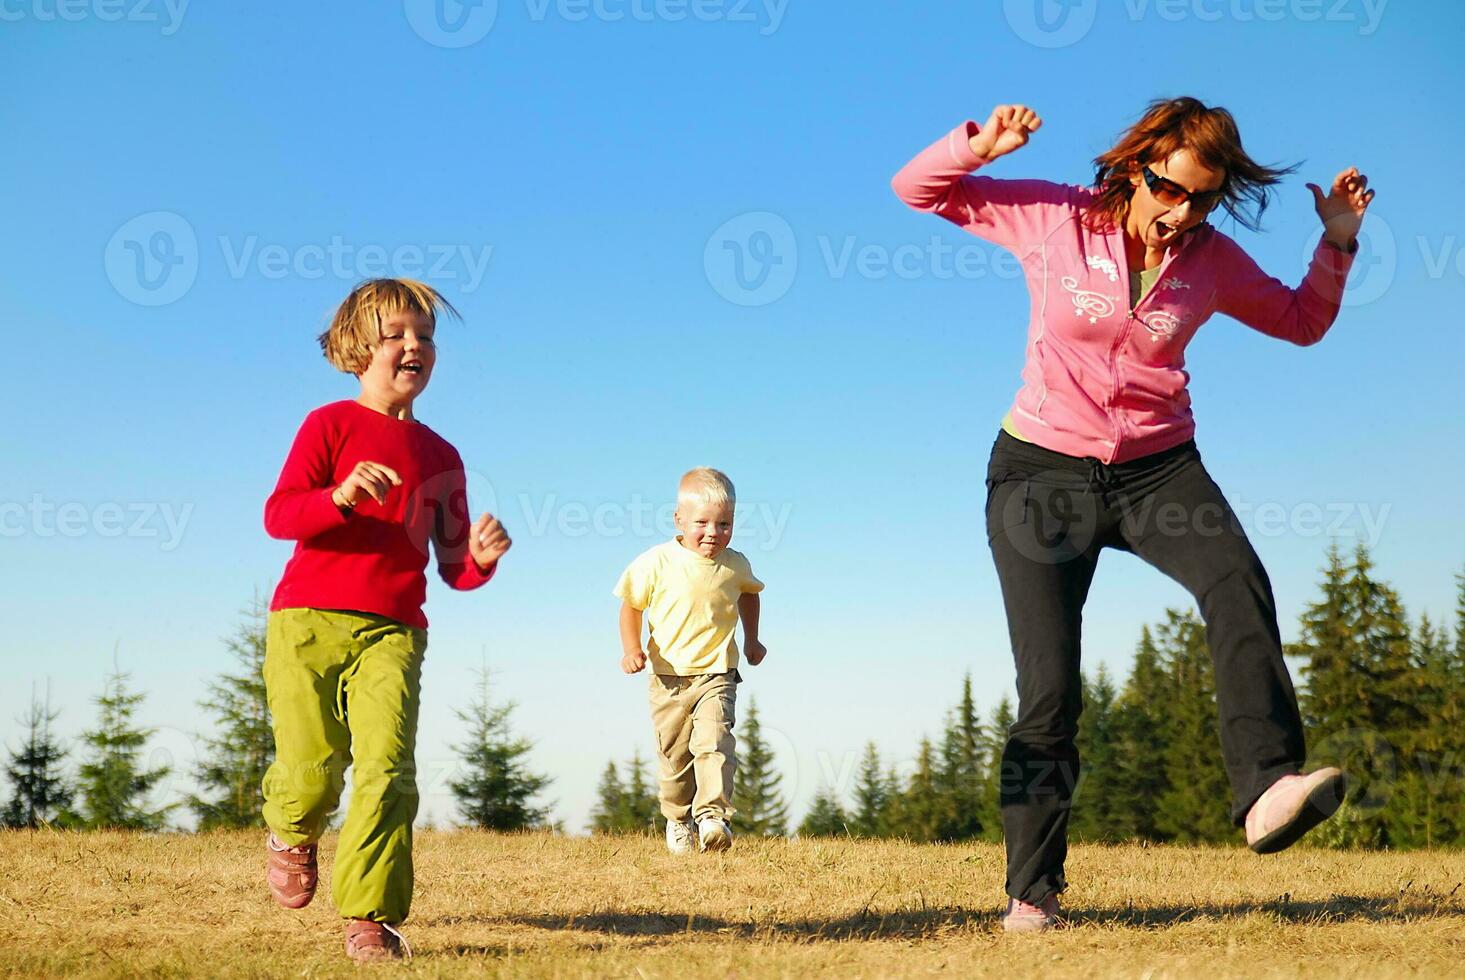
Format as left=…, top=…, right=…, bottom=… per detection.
left=936, top=674, right=985, bottom=841
left=448, top=670, right=551, bottom=830
left=3, top=687, right=75, bottom=828
left=978, top=697, right=1014, bottom=842
left=849, top=742, right=893, bottom=837
left=1291, top=544, right=1416, bottom=848
left=1456, top=566, right=1465, bottom=664
left=190, top=597, right=273, bottom=830
left=892, top=737, right=943, bottom=842
left=622, top=750, right=661, bottom=833
left=1389, top=614, right=1461, bottom=847
left=1070, top=664, right=1128, bottom=841
left=588, top=750, right=661, bottom=834
left=1151, top=609, right=1234, bottom=843
left=1111, top=626, right=1170, bottom=840
left=588, top=761, right=625, bottom=834
left=798, top=785, right=849, bottom=837
left=77, top=665, right=173, bottom=830
left=731, top=699, right=788, bottom=836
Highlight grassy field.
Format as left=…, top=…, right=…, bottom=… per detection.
left=2, top=830, right=1463, bottom=978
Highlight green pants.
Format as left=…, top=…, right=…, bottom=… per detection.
left=261, top=607, right=426, bottom=924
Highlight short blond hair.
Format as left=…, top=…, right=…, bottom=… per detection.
left=318, top=278, right=460, bottom=374
left=678, top=467, right=736, bottom=510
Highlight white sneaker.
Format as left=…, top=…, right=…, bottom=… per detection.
left=665, top=817, right=697, bottom=854
left=697, top=817, right=732, bottom=852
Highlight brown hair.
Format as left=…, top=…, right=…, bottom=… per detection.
left=318, top=278, right=460, bottom=374
left=1084, top=96, right=1297, bottom=234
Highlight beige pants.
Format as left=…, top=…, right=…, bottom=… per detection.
left=647, top=670, right=739, bottom=823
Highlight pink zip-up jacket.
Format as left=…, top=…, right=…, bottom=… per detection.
left=892, top=120, right=1358, bottom=464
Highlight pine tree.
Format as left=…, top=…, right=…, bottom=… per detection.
left=849, top=742, right=892, bottom=838
left=978, top=697, right=1014, bottom=842
left=1390, top=614, right=1461, bottom=847
left=732, top=699, right=788, bottom=836
left=3, top=687, right=75, bottom=828
left=621, top=749, right=662, bottom=833
left=190, top=596, right=273, bottom=830
left=1111, top=626, right=1171, bottom=840
left=798, top=785, right=849, bottom=837
left=892, top=737, right=943, bottom=842
left=588, top=751, right=661, bottom=834
left=588, top=761, right=626, bottom=834
left=936, top=675, right=985, bottom=841
left=1151, top=609, right=1234, bottom=843
left=1070, top=664, right=1127, bottom=841
left=1291, top=544, right=1416, bottom=848
left=448, top=670, right=551, bottom=830
left=77, top=664, right=173, bottom=830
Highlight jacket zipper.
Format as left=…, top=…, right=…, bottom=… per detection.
left=1105, top=227, right=1188, bottom=463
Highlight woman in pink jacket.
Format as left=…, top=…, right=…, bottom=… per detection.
left=892, top=98, right=1375, bottom=932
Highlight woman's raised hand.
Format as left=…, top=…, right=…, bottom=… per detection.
left=970, top=104, right=1043, bottom=163
left=1307, top=167, right=1375, bottom=250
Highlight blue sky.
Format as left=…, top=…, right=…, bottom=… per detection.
left=3, top=0, right=1462, bottom=832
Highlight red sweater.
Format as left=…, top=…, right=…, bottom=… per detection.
left=265, top=400, right=494, bottom=629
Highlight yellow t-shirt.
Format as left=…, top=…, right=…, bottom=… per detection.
left=614, top=538, right=764, bottom=676
left=1002, top=264, right=1164, bottom=442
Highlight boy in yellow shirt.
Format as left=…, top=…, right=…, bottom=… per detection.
left=614, top=467, right=766, bottom=853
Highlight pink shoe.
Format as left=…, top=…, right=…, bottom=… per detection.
left=1001, top=894, right=1061, bottom=933
left=1245, top=768, right=1347, bottom=854
left=266, top=833, right=318, bottom=909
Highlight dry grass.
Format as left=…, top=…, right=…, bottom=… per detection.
left=2, top=829, right=1463, bottom=977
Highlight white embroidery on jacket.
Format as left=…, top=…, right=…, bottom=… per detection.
left=1061, top=276, right=1117, bottom=324
left=1159, top=276, right=1191, bottom=291
left=1086, top=255, right=1119, bottom=282
left=1141, top=311, right=1182, bottom=341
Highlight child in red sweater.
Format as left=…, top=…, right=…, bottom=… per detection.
left=260, top=278, right=511, bottom=962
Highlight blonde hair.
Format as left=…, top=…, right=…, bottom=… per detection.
left=677, top=467, right=736, bottom=510
left=318, top=278, right=461, bottom=374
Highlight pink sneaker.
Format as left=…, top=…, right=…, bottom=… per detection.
left=1245, top=768, right=1347, bottom=854
left=266, top=833, right=318, bottom=909
left=1001, top=894, right=1061, bottom=933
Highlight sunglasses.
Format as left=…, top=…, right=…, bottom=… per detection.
left=1141, top=165, right=1225, bottom=214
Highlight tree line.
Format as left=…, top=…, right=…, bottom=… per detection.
left=7, top=545, right=1464, bottom=850
left=590, top=545, right=1465, bottom=849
